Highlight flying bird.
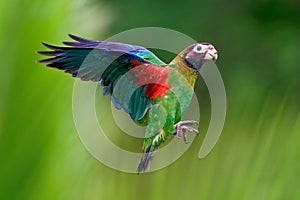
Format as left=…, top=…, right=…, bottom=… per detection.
left=38, top=34, right=218, bottom=173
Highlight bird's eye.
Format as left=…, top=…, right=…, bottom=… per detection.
left=193, top=44, right=205, bottom=53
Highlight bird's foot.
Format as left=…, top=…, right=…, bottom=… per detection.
left=174, top=120, right=199, bottom=144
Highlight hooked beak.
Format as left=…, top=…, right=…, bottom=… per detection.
left=205, top=50, right=218, bottom=61
left=212, top=52, right=218, bottom=61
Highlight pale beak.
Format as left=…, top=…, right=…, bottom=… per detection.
left=205, top=51, right=218, bottom=61
left=212, top=52, right=218, bottom=61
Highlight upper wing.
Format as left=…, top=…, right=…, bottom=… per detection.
left=38, top=34, right=166, bottom=81
left=38, top=34, right=170, bottom=121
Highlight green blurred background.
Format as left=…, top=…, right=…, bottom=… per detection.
left=1, top=0, right=300, bottom=199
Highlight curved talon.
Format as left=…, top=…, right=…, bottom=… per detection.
left=174, top=120, right=199, bottom=144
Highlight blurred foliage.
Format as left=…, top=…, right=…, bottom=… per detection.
left=0, top=0, right=300, bottom=199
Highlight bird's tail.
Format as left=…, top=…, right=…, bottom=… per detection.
left=137, top=141, right=158, bottom=174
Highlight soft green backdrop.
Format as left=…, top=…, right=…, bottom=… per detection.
left=0, top=0, right=300, bottom=199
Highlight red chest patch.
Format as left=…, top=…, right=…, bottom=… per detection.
left=129, top=65, right=171, bottom=100
left=145, top=83, right=171, bottom=100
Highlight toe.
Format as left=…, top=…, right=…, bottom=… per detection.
left=181, top=126, right=199, bottom=134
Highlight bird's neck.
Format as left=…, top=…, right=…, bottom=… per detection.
left=169, top=56, right=198, bottom=88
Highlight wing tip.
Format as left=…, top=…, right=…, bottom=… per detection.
left=68, top=33, right=90, bottom=42
left=41, top=42, right=60, bottom=50
left=37, top=57, right=64, bottom=64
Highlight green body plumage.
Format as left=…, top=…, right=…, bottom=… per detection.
left=135, top=55, right=200, bottom=173
left=140, top=56, right=198, bottom=152
left=38, top=34, right=218, bottom=173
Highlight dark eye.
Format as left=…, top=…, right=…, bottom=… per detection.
left=196, top=46, right=202, bottom=51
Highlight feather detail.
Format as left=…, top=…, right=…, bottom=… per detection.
left=137, top=142, right=158, bottom=174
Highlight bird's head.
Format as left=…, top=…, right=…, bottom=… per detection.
left=180, top=43, right=218, bottom=72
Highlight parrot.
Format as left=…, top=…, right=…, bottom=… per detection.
left=38, top=34, right=218, bottom=173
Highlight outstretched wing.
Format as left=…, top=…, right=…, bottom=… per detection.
left=38, top=34, right=166, bottom=81
left=38, top=34, right=171, bottom=121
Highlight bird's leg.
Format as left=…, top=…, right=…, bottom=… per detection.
left=174, top=120, right=199, bottom=144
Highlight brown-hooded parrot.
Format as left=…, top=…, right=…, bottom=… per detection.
left=38, top=34, right=218, bottom=173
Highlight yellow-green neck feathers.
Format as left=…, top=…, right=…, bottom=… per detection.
left=169, top=56, right=199, bottom=88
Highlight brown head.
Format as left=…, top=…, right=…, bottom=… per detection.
left=179, top=43, right=218, bottom=72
